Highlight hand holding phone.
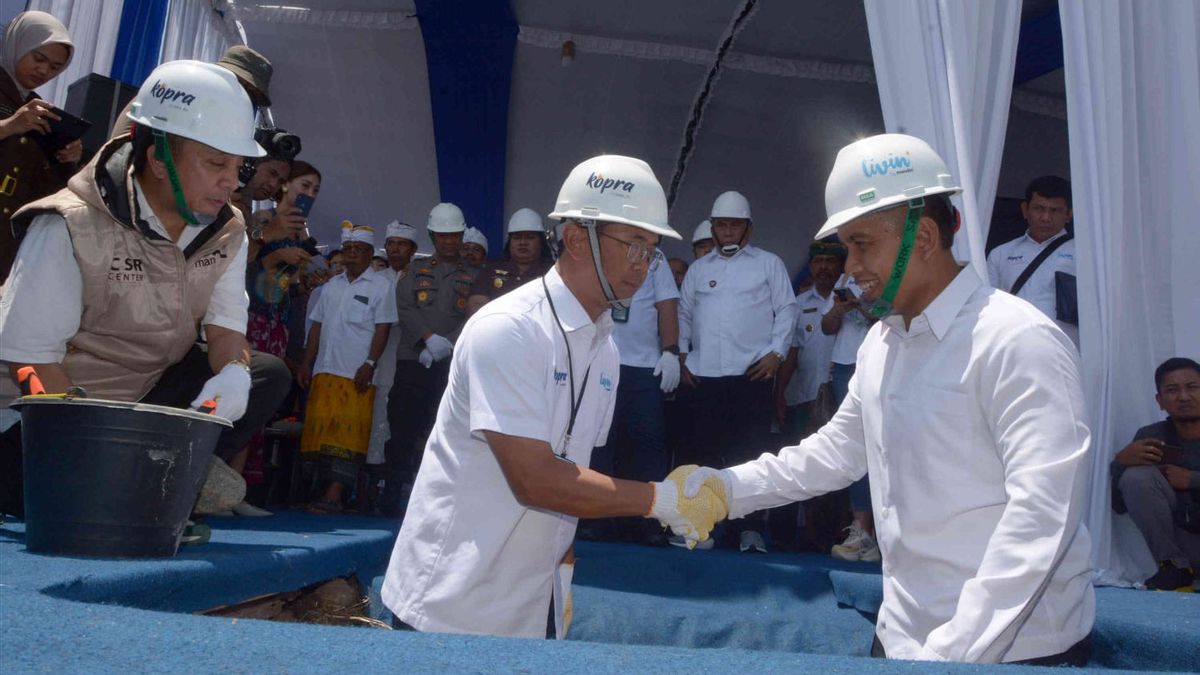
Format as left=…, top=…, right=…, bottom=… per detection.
left=833, top=288, right=854, bottom=302
left=293, top=193, right=315, bottom=218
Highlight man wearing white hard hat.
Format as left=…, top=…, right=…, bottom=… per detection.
left=691, top=219, right=715, bottom=259
left=379, top=202, right=480, bottom=516
left=0, top=61, right=291, bottom=484
left=676, top=190, right=798, bottom=553
left=297, top=224, right=396, bottom=512
left=461, top=226, right=488, bottom=268
left=365, top=220, right=419, bottom=469
left=659, top=134, right=1095, bottom=665
left=466, top=207, right=554, bottom=315
left=383, top=155, right=730, bottom=639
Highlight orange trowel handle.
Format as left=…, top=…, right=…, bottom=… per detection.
left=16, top=366, right=45, bottom=396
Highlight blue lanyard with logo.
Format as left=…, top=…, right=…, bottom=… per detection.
left=543, top=276, right=591, bottom=461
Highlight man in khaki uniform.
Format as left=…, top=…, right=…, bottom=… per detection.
left=381, top=202, right=479, bottom=516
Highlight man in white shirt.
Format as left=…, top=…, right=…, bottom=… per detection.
left=677, top=190, right=798, bottom=553
left=660, top=134, right=1095, bottom=665
left=382, top=155, right=723, bottom=639
left=366, top=221, right=418, bottom=470
left=585, top=252, right=681, bottom=546
left=298, top=224, right=397, bottom=512
left=0, top=61, right=292, bottom=516
left=776, top=241, right=843, bottom=442
left=986, top=176, right=1077, bottom=345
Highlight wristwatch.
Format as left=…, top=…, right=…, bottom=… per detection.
left=364, top=359, right=377, bottom=369
left=663, top=344, right=680, bottom=355
left=770, top=351, right=784, bottom=362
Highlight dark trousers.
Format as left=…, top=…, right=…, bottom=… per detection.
left=870, top=633, right=1092, bottom=667
left=139, top=346, right=292, bottom=462
left=587, top=365, right=668, bottom=540
left=382, top=359, right=450, bottom=513
left=686, top=374, right=774, bottom=535
left=0, top=346, right=291, bottom=517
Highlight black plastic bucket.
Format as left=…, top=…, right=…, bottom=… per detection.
left=13, top=398, right=231, bottom=558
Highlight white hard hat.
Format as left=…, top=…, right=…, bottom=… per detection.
left=127, top=60, right=264, bottom=158
left=427, top=202, right=466, bottom=233
left=548, top=155, right=680, bottom=240
left=692, top=219, right=713, bottom=244
left=463, top=226, right=488, bottom=252
left=711, top=191, right=751, bottom=220
left=507, top=207, right=545, bottom=235
left=816, top=133, right=961, bottom=240
left=385, top=220, right=417, bottom=242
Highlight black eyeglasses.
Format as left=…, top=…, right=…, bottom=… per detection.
left=598, top=231, right=660, bottom=264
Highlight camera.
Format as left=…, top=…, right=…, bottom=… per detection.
left=238, top=126, right=302, bottom=187
left=280, top=237, right=322, bottom=275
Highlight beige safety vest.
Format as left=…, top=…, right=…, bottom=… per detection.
left=12, top=137, right=245, bottom=401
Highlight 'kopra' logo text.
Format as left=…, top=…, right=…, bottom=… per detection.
left=585, top=173, right=635, bottom=195
left=151, top=80, right=197, bottom=106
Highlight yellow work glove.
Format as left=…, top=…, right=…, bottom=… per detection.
left=646, top=464, right=731, bottom=548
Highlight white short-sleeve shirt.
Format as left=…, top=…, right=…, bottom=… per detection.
left=0, top=183, right=249, bottom=365
left=307, top=267, right=398, bottom=379
left=986, top=230, right=1077, bottom=344
left=382, top=266, right=619, bottom=639
left=612, top=256, right=680, bottom=368
left=784, top=287, right=836, bottom=406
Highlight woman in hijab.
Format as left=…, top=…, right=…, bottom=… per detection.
left=0, top=10, right=79, bottom=283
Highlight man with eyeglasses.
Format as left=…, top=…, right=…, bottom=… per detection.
left=986, top=175, right=1077, bottom=345
left=582, top=240, right=682, bottom=546
left=677, top=190, right=798, bottom=553
left=381, top=155, right=726, bottom=639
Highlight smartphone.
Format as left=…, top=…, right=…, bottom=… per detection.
left=833, top=288, right=854, bottom=302
left=293, top=192, right=315, bottom=218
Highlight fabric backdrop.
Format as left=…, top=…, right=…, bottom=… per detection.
left=159, top=0, right=235, bottom=65
left=24, top=0, right=125, bottom=108
left=863, top=0, right=1022, bottom=273
left=1060, top=0, right=1200, bottom=586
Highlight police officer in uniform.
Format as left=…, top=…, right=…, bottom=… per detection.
left=466, top=207, right=554, bottom=315
left=381, top=202, right=479, bottom=515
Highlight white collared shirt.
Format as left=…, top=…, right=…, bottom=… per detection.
left=0, top=183, right=249, bottom=364
left=612, top=256, right=680, bottom=368
left=784, top=286, right=836, bottom=406
left=307, top=267, right=398, bottom=379
left=382, top=265, right=619, bottom=639
left=725, top=266, right=1095, bottom=663
left=678, top=244, right=798, bottom=377
left=986, top=230, right=1076, bottom=341
left=824, top=274, right=871, bottom=365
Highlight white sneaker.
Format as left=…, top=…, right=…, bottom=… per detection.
left=668, top=534, right=715, bottom=550
left=739, top=530, right=767, bottom=553
left=831, top=524, right=880, bottom=561
left=231, top=501, right=273, bottom=517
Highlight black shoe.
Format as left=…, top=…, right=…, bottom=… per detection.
left=1145, top=561, right=1195, bottom=592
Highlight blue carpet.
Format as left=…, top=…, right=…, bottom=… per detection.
left=2, top=513, right=1196, bottom=673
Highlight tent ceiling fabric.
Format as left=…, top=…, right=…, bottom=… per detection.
left=233, top=0, right=1068, bottom=267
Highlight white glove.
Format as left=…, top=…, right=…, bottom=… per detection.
left=653, top=350, right=681, bottom=393
left=190, top=361, right=252, bottom=422
left=648, top=465, right=730, bottom=547
left=425, top=334, right=454, bottom=361
left=682, top=465, right=735, bottom=505
left=418, top=348, right=434, bottom=369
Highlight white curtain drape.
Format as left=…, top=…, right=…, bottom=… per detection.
left=160, top=0, right=238, bottom=64
left=863, top=0, right=1021, bottom=272
left=1060, top=0, right=1200, bottom=587
left=24, top=0, right=125, bottom=108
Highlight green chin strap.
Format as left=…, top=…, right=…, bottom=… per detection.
left=862, top=197, right=924, bottom=319
left=153, top=131, right=200, bottom=226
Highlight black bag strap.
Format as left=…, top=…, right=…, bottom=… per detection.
left=1010, top=232, right=1073, bottom=295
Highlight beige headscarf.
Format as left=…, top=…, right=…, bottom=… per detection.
left=1, top=11, right=74, bottom=99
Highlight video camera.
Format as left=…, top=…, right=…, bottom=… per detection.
left=238, top=126, right=302, bottom=187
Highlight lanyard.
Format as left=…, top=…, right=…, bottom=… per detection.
left=543, top=276, right=591, bottom=459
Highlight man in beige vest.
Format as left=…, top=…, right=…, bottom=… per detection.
left=0, top=60, right=290, bottom=516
